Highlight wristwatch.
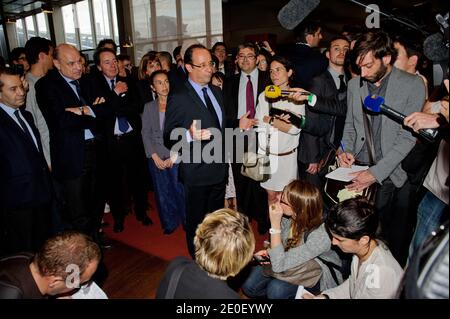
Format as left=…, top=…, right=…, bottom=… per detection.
left=269, top=228, right=281, bottom=234
left=79, top=106, right=84, bottom=115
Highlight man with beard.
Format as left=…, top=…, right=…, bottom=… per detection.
left=337, top=31, right=426, bottom=266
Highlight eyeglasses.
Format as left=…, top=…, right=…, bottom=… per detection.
left=238, top=55, right=256, bottom=61
left=190, top=61, right=215, bottom=69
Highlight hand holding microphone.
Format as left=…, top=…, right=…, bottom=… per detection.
left=264, top=85, right=314, bottom=102
left=363, top=95, right=439, bottom=142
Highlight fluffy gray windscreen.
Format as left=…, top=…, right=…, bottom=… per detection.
left=277, top=0, right=321, bottom=30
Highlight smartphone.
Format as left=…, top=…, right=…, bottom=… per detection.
left=254, top=254, right=271, bottom=264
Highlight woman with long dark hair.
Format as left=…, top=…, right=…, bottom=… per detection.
left=242, top=180, right=343, bottom=299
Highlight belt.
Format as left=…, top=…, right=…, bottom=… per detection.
left=259, top=147, right=297, bottom=157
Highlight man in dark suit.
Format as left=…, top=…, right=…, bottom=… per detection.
left=223, top=42, right=270, bottom=233
left=290, top=21, right=328, bottom=89
left=0, top=68, right=52, bottom=255
left=84, top=47, right=151, bottom=233
left=212, top=42, right=234, bottom=78
left=35, top=44, right=105, bottom=238
left=297, top=36, right=350, bottom=189
left=164, top=44, right=256, bottom=257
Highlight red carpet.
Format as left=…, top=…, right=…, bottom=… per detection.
left=103, top=192, right=269, bottom=261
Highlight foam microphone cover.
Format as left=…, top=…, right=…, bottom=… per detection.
left=363, top=95, right=384, bottom=113
left=424, top=33, right=449, bottom=62
left=277, top=0, right=320, bottom=30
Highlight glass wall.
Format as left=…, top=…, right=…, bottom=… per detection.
left=14, top=12, right=51, bottom=47
left=61, top=0, right=119, bottom=51
left=130, top=0, right=223, bottom=62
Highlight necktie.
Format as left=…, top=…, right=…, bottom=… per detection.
left=110, top=79, right=115, bottom=91
left=202, top=87, right=220, bottom=128
left=111, top=78, right=129, bottom=133
left=14, top=110, right=37, bottom=149
left=338, top=74, right=346, bottom=93
left=70, top=80, right=88, bottom=105
left=246, top=75, right=255, bottom=118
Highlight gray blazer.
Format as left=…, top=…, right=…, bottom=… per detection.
left=342, top=67, right=426, bottom=187
left=141, top=99, right=170, bottom=159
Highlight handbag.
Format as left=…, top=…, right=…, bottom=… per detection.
left=241, top=151, right=271, bottom=182
left=241, top=101, right=273, bottom=182
left=261, top=259, right=322, bottom=287
left=324, top=98, right=378, bottom=204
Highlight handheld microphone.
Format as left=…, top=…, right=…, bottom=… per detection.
left=264, top=85, right=313, bottom=102
left=363, top=95, right=439, bottom=142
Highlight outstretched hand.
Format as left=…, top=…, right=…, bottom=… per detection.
left=239, top=111, right=258, bottom=130
left=189, top=120, right=212, bottom=140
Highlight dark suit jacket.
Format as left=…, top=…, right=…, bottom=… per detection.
left=35, top=70, right=104, bottom=180
left=223, top=70, right=269, bottom=124
left=300, top=70, right=348, bottom=165
left=0, top=108, right=51, bottom=210
left=82, top=72, right=143, bottom=141
left=289, top=43, right=328, bottom=90
left=163, top=81, right=228, bottom=186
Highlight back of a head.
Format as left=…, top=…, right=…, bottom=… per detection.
left=34, top=231, right=101, bottom=280
left=97, top=38, right=117, bottom=52
left=194, top=209, right=255, bottom=280
left=24, top=37, right=53, bottom=66
left=296, top=20, right=321, bottom=43
left=325, top=197, right=379, bottom=241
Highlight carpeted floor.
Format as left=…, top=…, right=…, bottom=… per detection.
left=103, top=192, right=269, bottom=261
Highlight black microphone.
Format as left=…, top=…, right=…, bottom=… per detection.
left=277, top=0, right=320, bottom=30
left=363, top=95, right=439, bottom=142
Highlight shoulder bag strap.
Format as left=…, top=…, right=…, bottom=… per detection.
left=165, top=261, right=189, bottom=299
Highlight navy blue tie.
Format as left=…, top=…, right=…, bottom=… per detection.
left=202, top=87, right=220, bottom=128
left=70, top=80, right=87, bottom=105
left=111, top=79, right=129, bottom=133
left=14, top=110, right=37, bottom=149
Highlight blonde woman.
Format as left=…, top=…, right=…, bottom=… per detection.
left=156, top=209, right=255, bottom=299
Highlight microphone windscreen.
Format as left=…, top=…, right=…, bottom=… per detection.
left=265, top=85, right=281, bottom=99
left=424, top=33, right=449, bottom=62
left=277, top=0, right=320, bottom=30
left=363, top=95, right=384, bottom=113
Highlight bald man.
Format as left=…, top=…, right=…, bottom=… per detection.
left=35, top=44, right=106, bottom=239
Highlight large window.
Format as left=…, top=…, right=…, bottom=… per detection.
left=36, top=13, right=49, bottom=38
left=16, top=19, right=27, bottom=47
left=131, top=0, right=223, bottom=62
left=14, top=13, right=51, bottom=46
left=61, top=0, right=119, bottom=51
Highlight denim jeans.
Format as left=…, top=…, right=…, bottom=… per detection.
left=241, top=265, right=299, bottom=299
left=408, top=191, right=447, bottom=261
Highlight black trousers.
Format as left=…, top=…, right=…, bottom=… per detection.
left=184, top=180, right=226, bottom=258
left=231, top=162, right=268, bottom=228
left=59, top=141, right=103, bottom=236
left=106, top=133, right=149, bottom=225
left=0, top=204, right=51, bottom=256
left=375, top=179, right=416, bottom=267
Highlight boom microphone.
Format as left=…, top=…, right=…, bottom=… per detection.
left=363, top=95, right=439, bottom=142
left=424, top=33, right=449, bottom=62
left=277, top=0, right=320, bottom=30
